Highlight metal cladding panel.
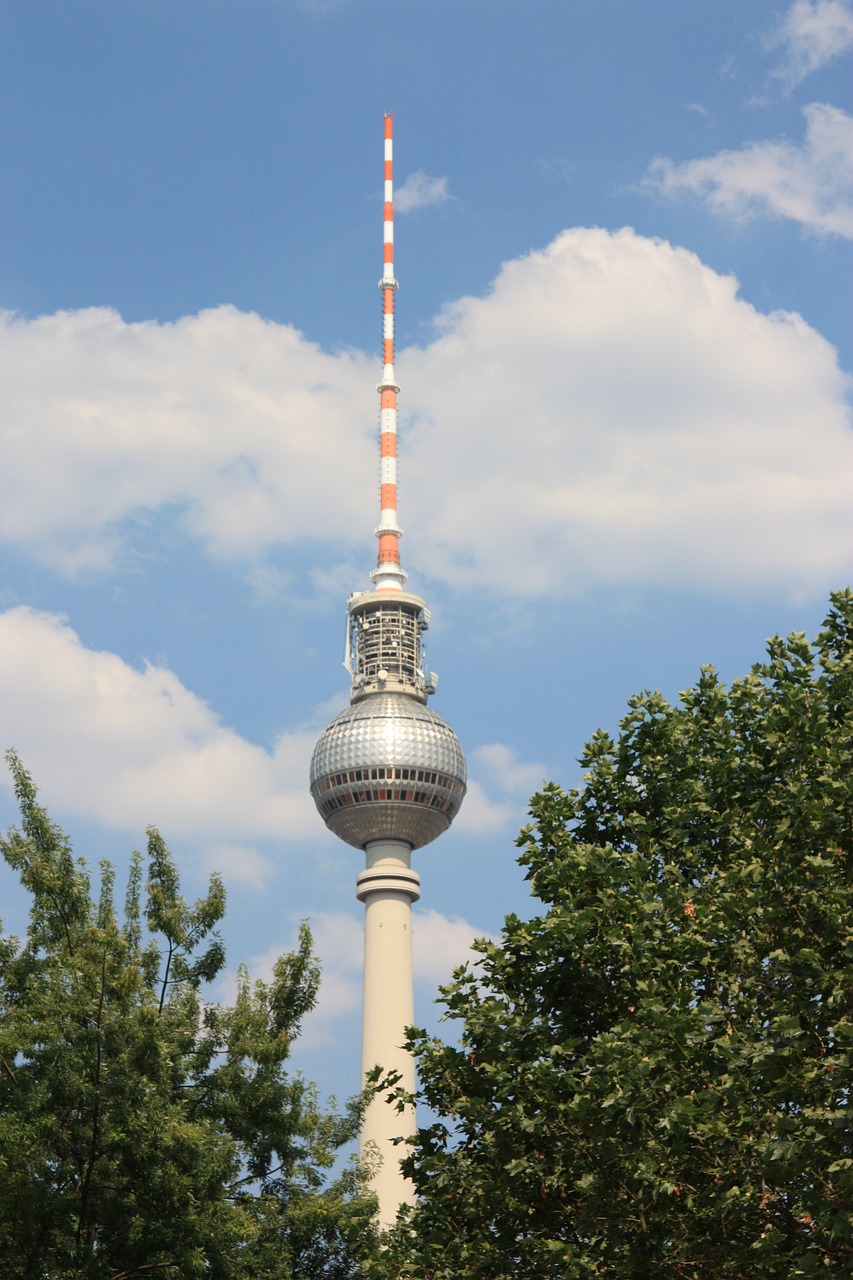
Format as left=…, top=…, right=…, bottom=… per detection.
left=310, top=693, right=467, bottom=850
left=311, top=694, right=466, bottom=777
left=326, top=801, right=451, bottom=850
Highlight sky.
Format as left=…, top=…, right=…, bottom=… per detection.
left=0, top=0, right=851, bottom=1108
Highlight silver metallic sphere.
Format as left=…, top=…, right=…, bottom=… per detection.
left=310, top=693, right=467, bottom=850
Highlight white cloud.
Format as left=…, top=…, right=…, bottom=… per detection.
left=413, top=908, right=490, bottom=987
left=0, top=606, right=318, bottom=849
left=645, top=103, right=853, bottom=238
left=404, top=226, right=853, bottom=597
left=291, top=911, right=365, bottom=1049
left=201, top=844, right=275, bottom=891
left=395, top=171, right=450, bottom=214
left=471, top=743, right=549, bottom=797
left=537, top=156, right=576, bottom=181
left=237, top=907, right=487, bottom=1050
left=765, top=0, right=853, bottom=90
left=451, top=779, right=517, bottom=834
left=0, top=305, right=373, bottom=575
left=216, top=914, right=363, bottom=1050
left=451, top=743, right=550, bottom=835
left=0, top=604, right=537, bottom=881
left=0, top=227, right=851, bottom=599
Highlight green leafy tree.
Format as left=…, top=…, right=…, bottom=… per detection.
left=381, top=590, right=853, bottom=1279
left=0, top=753, right=377, bottom=1280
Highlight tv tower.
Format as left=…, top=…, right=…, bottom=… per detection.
left=310, top=115, right=467, bottom=1228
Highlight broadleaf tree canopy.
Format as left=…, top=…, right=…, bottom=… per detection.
left=380, top=589, right=853, bottom=1279
left=0, top=753, right=377, bottom=1280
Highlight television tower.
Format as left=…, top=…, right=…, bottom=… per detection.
left=310, top=115, right=467, bottom=1228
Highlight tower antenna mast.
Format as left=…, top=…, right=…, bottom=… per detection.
left=373, top=111, right=406, bottom=592
left=310, top=116, right=467, bottom=1229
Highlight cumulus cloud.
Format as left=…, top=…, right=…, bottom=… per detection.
left=0, top=226, right=851, bottom=599
left=215, top=920, right=360, bottom=1053
left=451, top=779, right=517, bottom=835
left=645, top=103, right=853, bottom=238
left=0, top=305, right=373, bottom=575
left=0, top=608, right=534, bottom=863
left=292, top=911, right=364, bottom=1048
left=413, top=907, right=491, bottom=986
left=0, top=606, right=318, bottom=860
left=765, top=0, right=853, bottom=90
left=239, top=907, right=487, bottom=1050
left=452, top=743, right=550, bottom=835
left=404, top=226, right=853, bottom=596
left=200, top=844, right=275, bottom=892
left=395, top=171, right=450, bottom=213
left=471, top=743, right=549, bottom=797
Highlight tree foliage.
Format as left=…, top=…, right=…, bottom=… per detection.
left=0, top=753, right=377, bottom=1280
left=381, top=590, right=853, bottom=1279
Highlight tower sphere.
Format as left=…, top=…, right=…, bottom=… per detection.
left=310, top=692, right=466, bottom=850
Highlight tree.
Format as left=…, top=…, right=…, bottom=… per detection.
left=0, top=753, right=377, bottom=1280
left=380, top=590, right=853, bottom=1279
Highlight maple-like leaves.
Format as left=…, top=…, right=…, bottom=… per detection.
left=378, top=589, right=853, bottom=1279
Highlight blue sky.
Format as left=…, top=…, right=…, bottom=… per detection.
left=0, top=0, right=851, bottom=1104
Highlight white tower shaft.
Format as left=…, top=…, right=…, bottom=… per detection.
left=356, top=839, right=420, bottom=1226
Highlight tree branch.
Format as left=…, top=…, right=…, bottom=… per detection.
left=76, top=944, right=108, bottom=1259
left=158, top=939, right=175, bottom=1016
left=108, top=1263, right=179, bottom=1280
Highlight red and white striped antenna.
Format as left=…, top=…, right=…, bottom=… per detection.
left=371, top=112, right=407, bottom=592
